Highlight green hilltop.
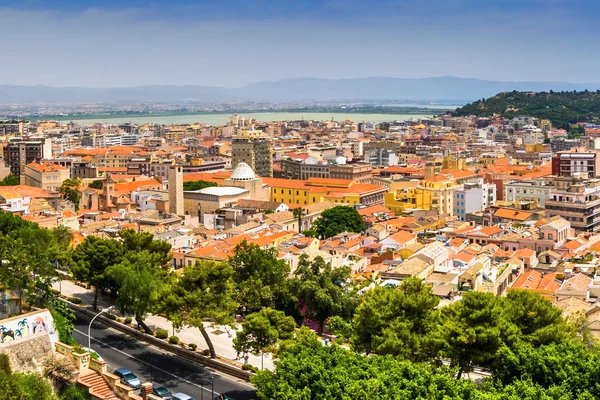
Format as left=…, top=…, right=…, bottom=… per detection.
left=453, top=90, right=600, bottom=130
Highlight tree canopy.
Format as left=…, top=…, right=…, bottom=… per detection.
left=0, top=175, right=19, bottom=186
left=70, top=236, right=123, bottom=310
left=351, top=277, right=443, bottom=361
left=308, top=206, right=365, bottom=239
left=229, top=241, right=291, bottom=313
left=58, top=179, right=82, bottom=211
left=292, top=254, right=357, bottom=334
left=233, top=307, right=295, bottom=369
left=453, top=90, right=600, bottom=130
left=182, top=180, right=217, bottom=191
left=159, top=260, right=238, bottom=358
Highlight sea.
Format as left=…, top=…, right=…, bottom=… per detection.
left=68, top=111, right=450, bottom=126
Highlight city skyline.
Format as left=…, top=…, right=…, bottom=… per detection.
left=1, top=0, right=599, bottom=87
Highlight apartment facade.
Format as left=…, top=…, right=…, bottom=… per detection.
left=281, top=158, right=372, bottom=183
left=3, top=137, right=52, bottom=176
left=22, top=161, right=70, bottom=191
left=545, top=178, right=600, bottom=232
left=231, top=130, right=273, bottom=177
left=454, top=181, right=496, bottom=221
left=504, top=178, right=552, bottom=207
left=551, top=147, right=600, bottom=178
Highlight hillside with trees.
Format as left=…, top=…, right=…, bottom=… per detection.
left=452, top=90, right=600, bottom=130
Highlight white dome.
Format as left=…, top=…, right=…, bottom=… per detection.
left=231, top=162, right=256, bottom=181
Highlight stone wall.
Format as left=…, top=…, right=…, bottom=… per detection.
left=0, top=333, right=53, bottom=373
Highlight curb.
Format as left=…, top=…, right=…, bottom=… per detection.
left=62, top=300, right=254, bottom=382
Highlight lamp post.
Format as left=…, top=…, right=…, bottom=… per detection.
left=88, top=306, right=115, bottom=350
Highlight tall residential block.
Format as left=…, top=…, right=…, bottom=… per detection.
left=168, top=165, right=184, bottom=216
left=551, top=147, right=600, bottom=178
left=231, top=130, right=272, bottom=177
left=3, top=137, right=52, bottom=177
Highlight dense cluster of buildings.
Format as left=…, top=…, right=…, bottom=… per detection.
left=4, top=113, right=600, bottom=336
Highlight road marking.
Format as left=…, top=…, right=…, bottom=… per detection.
left=74, top=311, right=256, bottom=390
left=74, top=328, right=223, bottom=397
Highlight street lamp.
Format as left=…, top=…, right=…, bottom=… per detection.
left=88, top=306, right=115, bottom=350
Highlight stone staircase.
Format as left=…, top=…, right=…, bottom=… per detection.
left=78, top=370, right=118, bottom=400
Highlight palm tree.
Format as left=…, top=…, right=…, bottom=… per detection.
left=292, top=207, right=306, bottom=233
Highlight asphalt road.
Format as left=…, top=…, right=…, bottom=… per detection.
left=73, top=309, right=257, bottom=400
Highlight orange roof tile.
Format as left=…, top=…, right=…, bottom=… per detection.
left=494, top=208, right=533, bottom=221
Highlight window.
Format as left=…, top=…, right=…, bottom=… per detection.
left=548, top=233, right=553, bottom=240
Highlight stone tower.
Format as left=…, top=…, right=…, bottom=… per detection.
left=168, top=165, right=184, bottom=216
left=103, top=173, right=115, bottom=209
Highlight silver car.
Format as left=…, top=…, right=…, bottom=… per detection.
left=113, top=368, right=142, bottom=389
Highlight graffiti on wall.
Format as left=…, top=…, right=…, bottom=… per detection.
left=0, top=310, right=57, bottom=346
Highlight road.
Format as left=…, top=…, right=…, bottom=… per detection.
left=73, top=309, right=257, bottom=400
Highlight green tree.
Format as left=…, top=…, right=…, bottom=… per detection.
left=119, top=229, right=172, bottom=267
left=87, top=180, right=103, bottom=190
left=58, top=179, right=82, bottom=212
left=70, top=236, right=123, bottom=310
left=0, top=237, right=35, bottom=313
left=233, top=308, right=296, bottom=369
left=160, top=260, right=238, bottom=358
left=442, top=291, right=504, bottom=378
left=106, top=251, right=167, bottom=333
left=499, top=290, right=569, bottom=348
left=229, top=241, right=291, bottom=312
left=309, top=206, right=365, bottom=239
left=183, top=180, right=217, bottom=191
left=0, top=175, right=19, bottom=186
left=351, top=277, right=443, bottom=361
left=252, top=332, right=479, bottom=400
left=292, top=255, right=357, bottom=334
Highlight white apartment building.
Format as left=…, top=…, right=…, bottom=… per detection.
left=453, top=179, right=496, bottom=221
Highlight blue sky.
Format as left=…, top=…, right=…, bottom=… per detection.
left=1, top=0, right=599, bottom=87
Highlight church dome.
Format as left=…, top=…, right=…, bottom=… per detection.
left=231, top=162, right=256, bottom=181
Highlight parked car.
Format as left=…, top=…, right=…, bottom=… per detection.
left=172, top=393, right=195, bottom=400
left=153, top=385, right=173, bottom=399
left=113, top=368, right=142, bottom=389
left=82, top=347, right=104, bottom=362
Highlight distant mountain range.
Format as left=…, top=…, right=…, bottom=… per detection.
left=1, top=77, right=599, bottom=103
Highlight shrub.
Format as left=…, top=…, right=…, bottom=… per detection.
left=168, top=336, right=179, bottom=345
left=116, top=318, right=123, bottom=323
left=179, top=342, right=186, bottom=349
left=155, top=329, right=168, bottom=339
left=60, top=385, right=91, bottom=400
left=0, top=354, right=11, bottom=375
left=202, top=349, right=210, bottom=356
left=124, top=317, right=132, bottom=325
left=189, top=343, right=197, bottom=351
left=67, top=297, right=82, bottom=304
left=50, top=288, right=60, bottom=296
left=107, top=314, right=117, bottom=321
left=242, top=364, right=258, bottom=373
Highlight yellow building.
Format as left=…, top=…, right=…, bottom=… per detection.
left=264, top=177, right=387, bottom=207
left=385, top=174, right=461, bottom=216
left=385, top=186, right=432, bottom=214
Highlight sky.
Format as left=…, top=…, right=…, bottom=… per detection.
left=1, top=0, right=599, bottom=87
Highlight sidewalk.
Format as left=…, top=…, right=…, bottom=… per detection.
left=53, top=279, right=274, bottom=371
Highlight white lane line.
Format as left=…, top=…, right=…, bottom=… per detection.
left=77, top=315, right=256, bottom=390
left=74, top=328, right=222, bottom=397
